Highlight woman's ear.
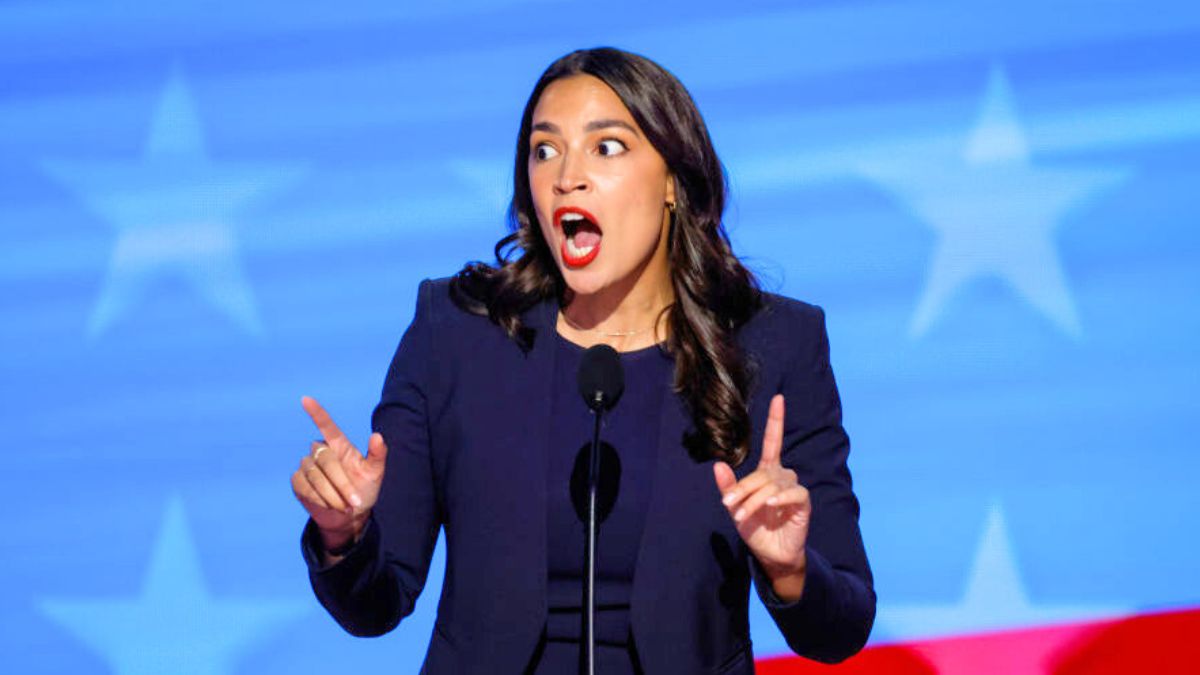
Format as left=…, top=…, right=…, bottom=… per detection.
left=665, top=173, right=676, bottom=207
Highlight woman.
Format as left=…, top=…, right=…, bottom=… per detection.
left=291, top=47, right=875, bottom=673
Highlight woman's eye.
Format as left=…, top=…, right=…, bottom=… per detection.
left=533, top=143, right=559, bottom=161
left=597, top=139, right=628, bottom=156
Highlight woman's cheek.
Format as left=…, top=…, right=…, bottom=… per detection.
left=540, top=223, right=557, bottom=259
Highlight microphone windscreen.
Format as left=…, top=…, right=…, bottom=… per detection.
left=578, top=344, right=624, bottom=411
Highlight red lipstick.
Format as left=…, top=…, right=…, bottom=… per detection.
left=553, top=206, right=602, bottom=268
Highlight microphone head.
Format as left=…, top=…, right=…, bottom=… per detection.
left=578, top=344, right=624, bottom=412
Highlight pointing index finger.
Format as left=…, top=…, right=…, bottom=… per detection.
left=760, top=394, right=785, bottom=467
left=302, top=396, right=351, bottom=456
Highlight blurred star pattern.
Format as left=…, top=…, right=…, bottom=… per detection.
left=2, top=1, right=1197, bottom=672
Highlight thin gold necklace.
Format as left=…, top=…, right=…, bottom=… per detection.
left=558, top=310, right=652, bottom=338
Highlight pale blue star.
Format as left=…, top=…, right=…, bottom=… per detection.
left=41, top=67, right=306, bottom=338
left=38, top=495, right=309, bottom=675
left=859, top=65, right=1131, bottom=339
left=875, top=502, right=1129, bottom=642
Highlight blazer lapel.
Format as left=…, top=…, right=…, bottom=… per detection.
left=492, top=297, right=559, bottom=664
left=628, top=366, right=708, bottom=671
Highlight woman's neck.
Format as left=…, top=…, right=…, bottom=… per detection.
left=558, top=276, right=674, bottom=352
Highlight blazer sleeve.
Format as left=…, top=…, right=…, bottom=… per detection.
left=300, top=278, right=442, bottom=637
left=748, top=304, right=876, bottom=663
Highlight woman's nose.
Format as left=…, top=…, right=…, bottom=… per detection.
left=553, top=153, right=589, bottom=194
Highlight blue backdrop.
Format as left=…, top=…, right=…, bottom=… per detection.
left=3, top=1, right=1198, bottom=672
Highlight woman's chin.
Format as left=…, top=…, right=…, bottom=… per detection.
left=560, top=268, right=608, bottom=297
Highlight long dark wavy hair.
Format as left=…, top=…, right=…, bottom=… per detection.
left=450, top=47, right=763, bottom=466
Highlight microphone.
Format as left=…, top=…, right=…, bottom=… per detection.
left=576, top=344, right=624, bottom=675
left=578, top=344, right=624, bottom=411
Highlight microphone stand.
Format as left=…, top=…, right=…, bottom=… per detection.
left=582, top=393, right=604, bottom=675
left=576, top=344, right=622, bottom=675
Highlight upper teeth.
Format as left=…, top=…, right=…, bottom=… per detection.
left=561, top=213, right=585, bottom=223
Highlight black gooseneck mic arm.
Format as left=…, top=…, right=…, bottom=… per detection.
left=584, top=392, right=603, bottom=675
left=577, top=345, right=624, bottom=675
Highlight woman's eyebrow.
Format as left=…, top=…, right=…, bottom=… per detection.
left=585, top=118, right=640, bottom=136
left=530, top=119, right=640, bottom=136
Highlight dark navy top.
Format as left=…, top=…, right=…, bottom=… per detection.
left=531, top=331, right=674, bottom=674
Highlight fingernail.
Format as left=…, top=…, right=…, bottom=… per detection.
left=350, top=494, right=362, bottom=508
left=722, top=493, right=737, bottom=506
left=734, top=508, right=745, bottom=521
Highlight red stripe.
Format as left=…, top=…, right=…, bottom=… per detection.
left=756, top=607, right=1200, bottom=674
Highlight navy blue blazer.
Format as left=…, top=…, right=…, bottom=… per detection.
left=302, top=277, right=875, bottom=673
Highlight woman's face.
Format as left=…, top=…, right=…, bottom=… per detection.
left=528, top=74, right=675, bottom=298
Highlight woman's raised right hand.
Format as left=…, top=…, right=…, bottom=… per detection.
left=291, top=396, right=389, bottom=551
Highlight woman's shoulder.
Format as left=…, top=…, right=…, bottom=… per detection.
left=743, top=289, right=827, bottom=338
left=412, top=275, right=499, bottom=327
left=735, top=290, right=833, bottom=375
left=418, top=276, right=455, bottom=311
left=410, top=275, right=553, bottom=348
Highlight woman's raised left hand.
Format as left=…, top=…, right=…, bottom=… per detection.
left=714, top=394, right=811, bottom=598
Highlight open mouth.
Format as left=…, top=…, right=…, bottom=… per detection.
left=554, top=206, right=602, bottom=268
